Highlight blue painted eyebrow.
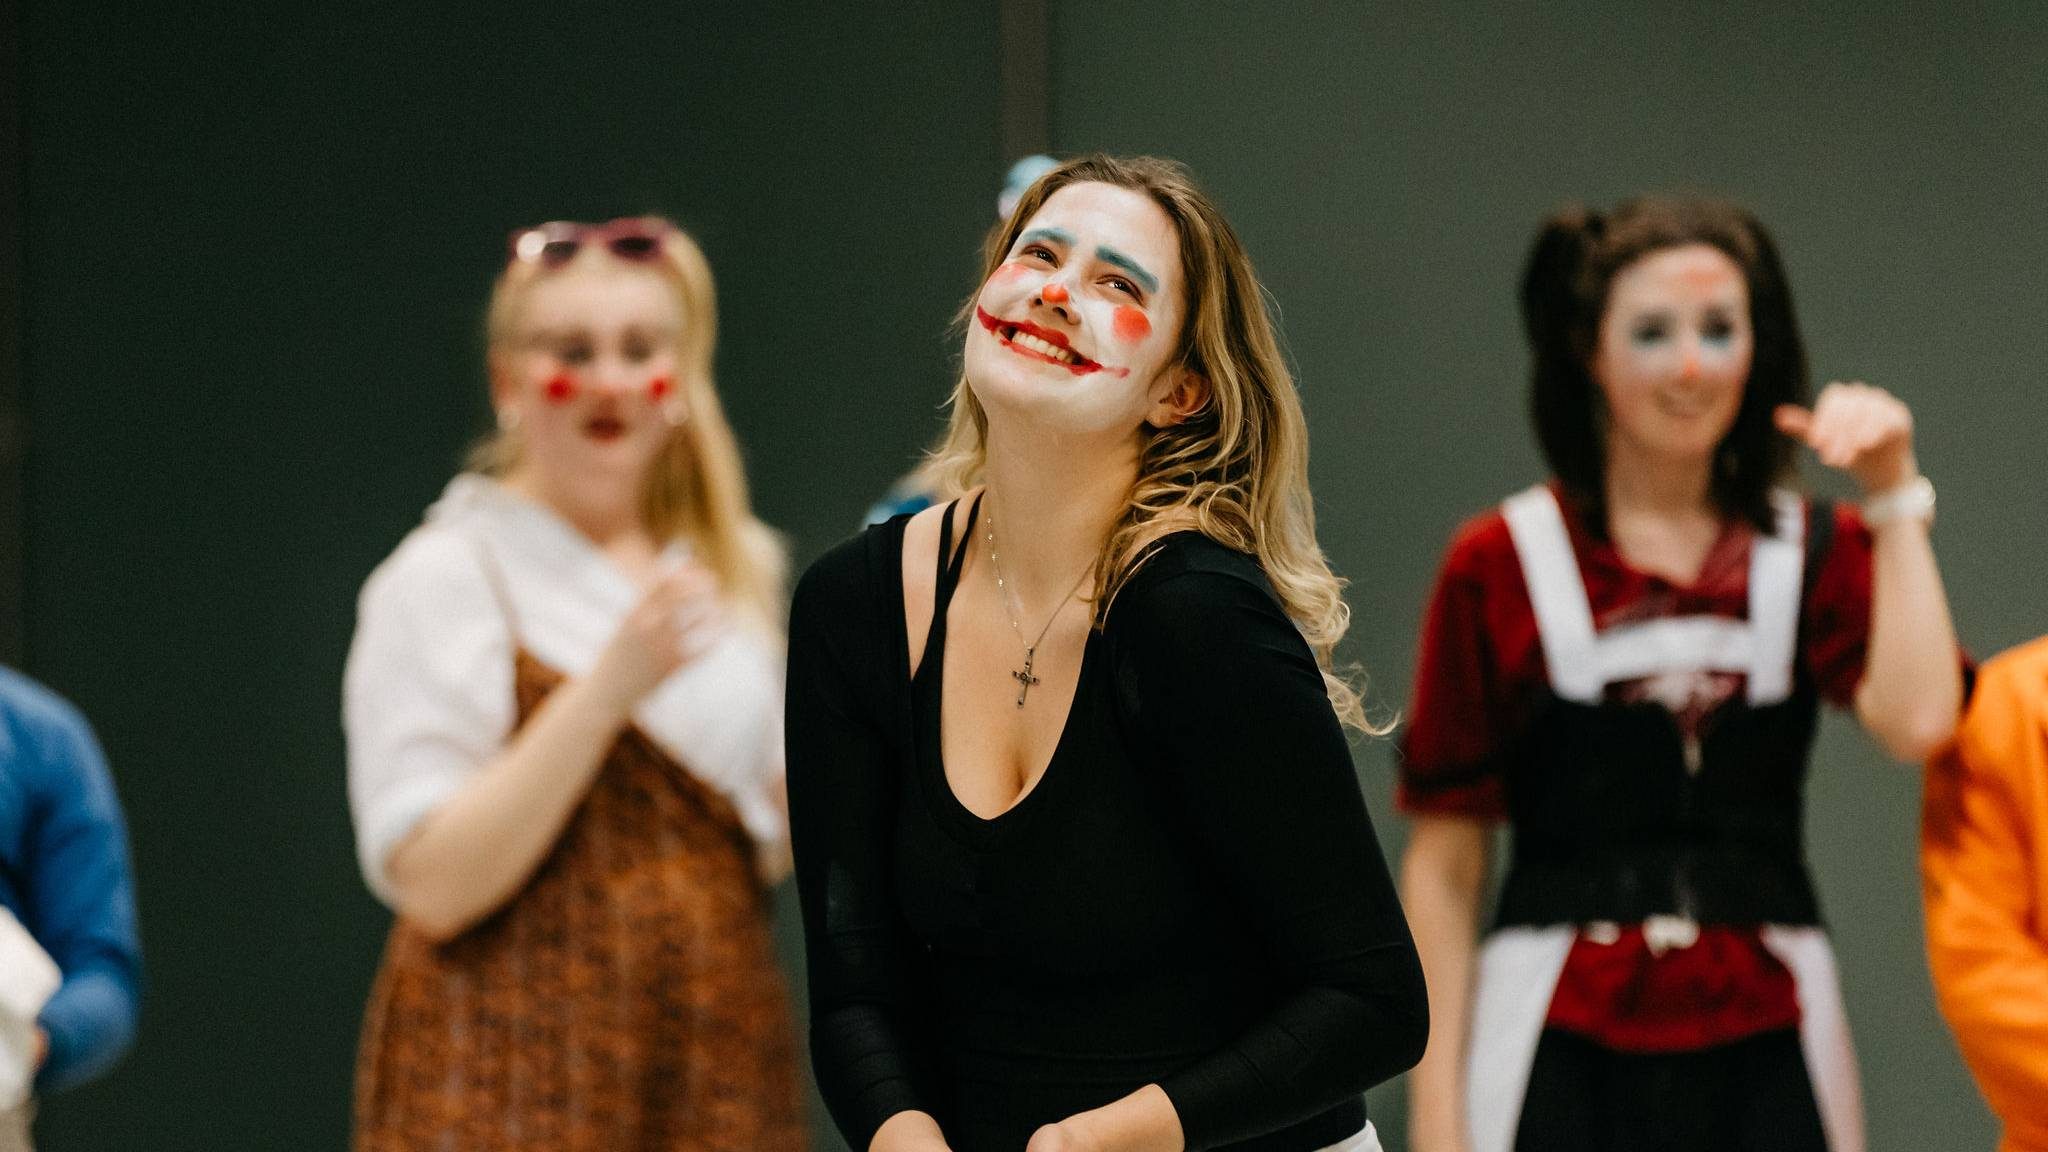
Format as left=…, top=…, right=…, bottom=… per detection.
left=1094, top=246, right=1159, bottom=294
left=1018, top=227, right=1075, bottom=248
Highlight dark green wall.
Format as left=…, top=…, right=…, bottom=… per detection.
left=20, top=3, right=2045, bottom=1149
left=21, top=3, right=993, bottom=1147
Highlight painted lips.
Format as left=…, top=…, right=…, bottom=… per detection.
left=975, top=307, right=1126, bottom=377
left=583, top=414, right=627, bottom=441
left=1652, top=389, right=1722, bottom=420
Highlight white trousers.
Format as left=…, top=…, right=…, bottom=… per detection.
left=1318, top=1120, right=1383, bottom=1152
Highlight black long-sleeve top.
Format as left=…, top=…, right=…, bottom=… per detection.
left=787, top=510, right=1428, bottom=1152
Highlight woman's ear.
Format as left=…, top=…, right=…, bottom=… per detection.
left=487, top=355, right=528, bottom=433
left=487, top=354, right=515, bottom=408
left=1146, top=367, right=1211, bottom=429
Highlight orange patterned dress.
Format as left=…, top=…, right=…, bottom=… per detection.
left=353, top=650, right=802, bottom=1151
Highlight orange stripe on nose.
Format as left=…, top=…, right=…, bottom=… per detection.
left=1041, top=282, right=1069, bottom=304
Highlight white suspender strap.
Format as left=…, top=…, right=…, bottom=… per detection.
left=1501, top=486, right=1604, bottom=703
left=1502, top=485, right=1808, bottom=705
left=1745, top=491, right=1807, bottom=704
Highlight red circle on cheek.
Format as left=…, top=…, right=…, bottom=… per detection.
left=543, top=374, right=577, bottom=403
left=1112, top=305, right=1152, bottom=344
left=648, top=376, right=673, bottom=401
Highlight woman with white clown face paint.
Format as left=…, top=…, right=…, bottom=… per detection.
left=787, top=155, right=1427, bottom=1152
left=1397, top=197, right=1967, bottom=1152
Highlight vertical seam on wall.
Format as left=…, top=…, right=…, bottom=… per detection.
left=998, top=0, right=1050, bottom=162
left=0, top=0, right=22, bottom=665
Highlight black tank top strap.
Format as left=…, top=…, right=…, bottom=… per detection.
left=935, top=499, right=958, bottom=592
left=1803, top=496, right=1836, bottom=595
left=933, top=492, right=983, bottom=612
left=918, top=494, right=984, bottom=681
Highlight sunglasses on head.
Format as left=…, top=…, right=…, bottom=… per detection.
left=508, top=216, right=676, bottom=268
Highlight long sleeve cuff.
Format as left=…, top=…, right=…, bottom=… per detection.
left=36, top=969, right=139, bottom=1095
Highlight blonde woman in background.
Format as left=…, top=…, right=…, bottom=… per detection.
left=787, top=155, right=1427, bottom=1152
left=344, top=217, right=801, bottom=1151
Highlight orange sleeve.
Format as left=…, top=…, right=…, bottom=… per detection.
left=1922, top=639, right=2048, bottom=1146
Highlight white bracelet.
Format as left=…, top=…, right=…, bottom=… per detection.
left=1861, top=475, right=1936, bottom=528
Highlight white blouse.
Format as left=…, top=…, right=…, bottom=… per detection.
left=343, top=474, right=786, bottom=907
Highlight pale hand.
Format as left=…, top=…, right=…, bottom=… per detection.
left=587, top=563, right=726, bottom=715
left=1025, top=1123, right=1087, bottom=1152
left=1026, top=1089, right=1182, bottom=1152
left=1773, top=381, right=1918, bottom=495
left=869, top=1110, right=955, bottom=1152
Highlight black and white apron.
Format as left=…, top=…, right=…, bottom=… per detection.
left=1463, top=485, right=1863, bottom=1152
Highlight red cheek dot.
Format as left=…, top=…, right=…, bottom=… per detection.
left=648, top=376, right=673, bottom=401
left=1113, top=305, right=1152, bottom=344
left=543, top=374, right=577, bottom=403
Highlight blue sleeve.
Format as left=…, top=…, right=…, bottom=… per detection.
left=21, top=701, right=142, bottom=1094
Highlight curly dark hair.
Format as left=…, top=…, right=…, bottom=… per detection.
left=1520, top=195, right=1809, bottom=535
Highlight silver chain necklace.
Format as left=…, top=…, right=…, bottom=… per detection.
left=984, top=510, right=1092, bottom=708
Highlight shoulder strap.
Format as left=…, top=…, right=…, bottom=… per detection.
left=1803, top=496, right=1837, bottom=581
left=1745, top=490, right=1808, bottom=705
left=933, top=493, right=982, bottom=610
left=1501, top=485, right=1603, bottom=703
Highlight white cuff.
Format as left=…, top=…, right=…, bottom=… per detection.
left=1861, top=475, right=1935, bottom=528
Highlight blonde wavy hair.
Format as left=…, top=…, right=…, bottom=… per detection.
left=470, top=221, right=786, bottom=630
left=920, top=154, right=1380, bottom=733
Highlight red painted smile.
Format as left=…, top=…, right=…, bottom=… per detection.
left=975, top=307, right=1128, bottom=377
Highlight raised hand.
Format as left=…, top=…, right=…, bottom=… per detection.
left=1773, top=381, right=1918, bottom=495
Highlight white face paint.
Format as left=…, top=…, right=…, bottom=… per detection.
left=1592, top=243, right=1754, bottom=466
left=963, top=181, right=1191, bottom=439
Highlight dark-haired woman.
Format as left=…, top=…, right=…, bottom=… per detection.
left=1397, top=198, right=1963, bottom=1152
